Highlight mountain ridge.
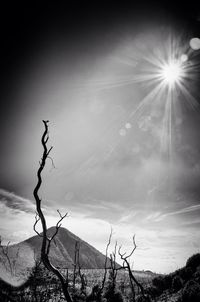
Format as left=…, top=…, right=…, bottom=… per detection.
left=16, top=226, right=114, bottom=269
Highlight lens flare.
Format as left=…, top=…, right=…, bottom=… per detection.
left=190, top=37, right=200, bottom=50
left=80, top=30, right=199, bottom=175
left=160, top=60, right=183, bottom=87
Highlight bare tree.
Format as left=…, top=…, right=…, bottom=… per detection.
left=101, top=228, right=113, bottom=292
left=72, top=241, right=78, bottom=292
left=118, top=236, right=150, bottom=301
left=0, top=237, right=13, bottom=275
left=76, top=241, right=87, bottom=296
left=109, top=241, right=118, bottom=294
left=87, top=229, right=114, bottom=302
left=33, top=120, right=73, bottom=302
left=0, top=237, right=20, bottom=277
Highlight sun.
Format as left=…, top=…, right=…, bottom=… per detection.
left=160, top=60, right=184, bottom=88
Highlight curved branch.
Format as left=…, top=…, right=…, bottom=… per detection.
left=46, top=210, right=68, bottom=255
left=33, top=120, right=72, bottom=302
left=118, top=236, right=149, bottom=301
left=33, top=213, right=42, bottom=237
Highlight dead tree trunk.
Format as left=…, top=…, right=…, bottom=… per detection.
left=118, top=236, right=150, bottom=301
left=33, top=120, right=73, bottom=302
left=72, top=241, right=78, bottom=292
left=101, top=228, right=112, bottom=293
left=76, top=241, right=87, bottom=295
left=109, top=241, right=118, bottom=293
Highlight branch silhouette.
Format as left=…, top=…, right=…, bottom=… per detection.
left=118, top=235, right=150, bottom=301
left=33, top=120, right=73, bottom=302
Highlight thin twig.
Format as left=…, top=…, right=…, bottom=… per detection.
left=46, top=210, right=68, bottom=255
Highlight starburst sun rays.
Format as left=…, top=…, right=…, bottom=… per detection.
left=87, top=32, right=199, bottom=161
left=63, top=32, right=199, bottom=179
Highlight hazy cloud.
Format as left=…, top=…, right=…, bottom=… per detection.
left=154, top=204, right=200, bottom=222
left=0, top=189, right=35, bottom=214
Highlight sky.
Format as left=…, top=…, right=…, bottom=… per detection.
left=0, top=2, right=200, bottom=274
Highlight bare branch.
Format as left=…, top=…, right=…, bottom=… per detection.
left=47, top=155, right=56, bottom=169
left=47, top=146, right=53, bottom=157
left=44, top=135, right=49, bottom=144
left=76, top=241, right=87, bottom=295
left=46, top=210, right=68, bottom=255
left=57, top=209, right=68, bottom=227
left=119, top=235, right=136, bottom=260
left=118, top=236, right=149, bottom=301
left=0, top=238, right=13, bottom=275
left=72, top=241, right=79, bottom=291
left=33, top=120, right=72, bottom=302
left=108, top=240, right=118, bottom=292
left=101, top=227, right=113, bottom=292
left=33, top=213, right=42, bottom=237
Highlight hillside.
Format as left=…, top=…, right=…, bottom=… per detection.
left=1, top=227, right=114, bottom=270
left=1, top=229, right=200, bottom=301
left=150, top=253, right=200, bottom=301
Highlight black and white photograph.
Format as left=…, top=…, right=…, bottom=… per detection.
left=0, top=1, right=200, bottom=301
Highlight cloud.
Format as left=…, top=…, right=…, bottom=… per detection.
left=0, top=189, right=55, bottom=243
left=1, top=187, right=200, bottom=273
left=153, top=204, right=200, bottom=222
left=145, top=212, right=162, bottom=221
left=0, top=189, right=35, bottom=214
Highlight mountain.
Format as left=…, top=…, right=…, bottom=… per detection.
left=0, top=227, right=119, bottom=286
left=16, top=227, right=113, bottom=269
